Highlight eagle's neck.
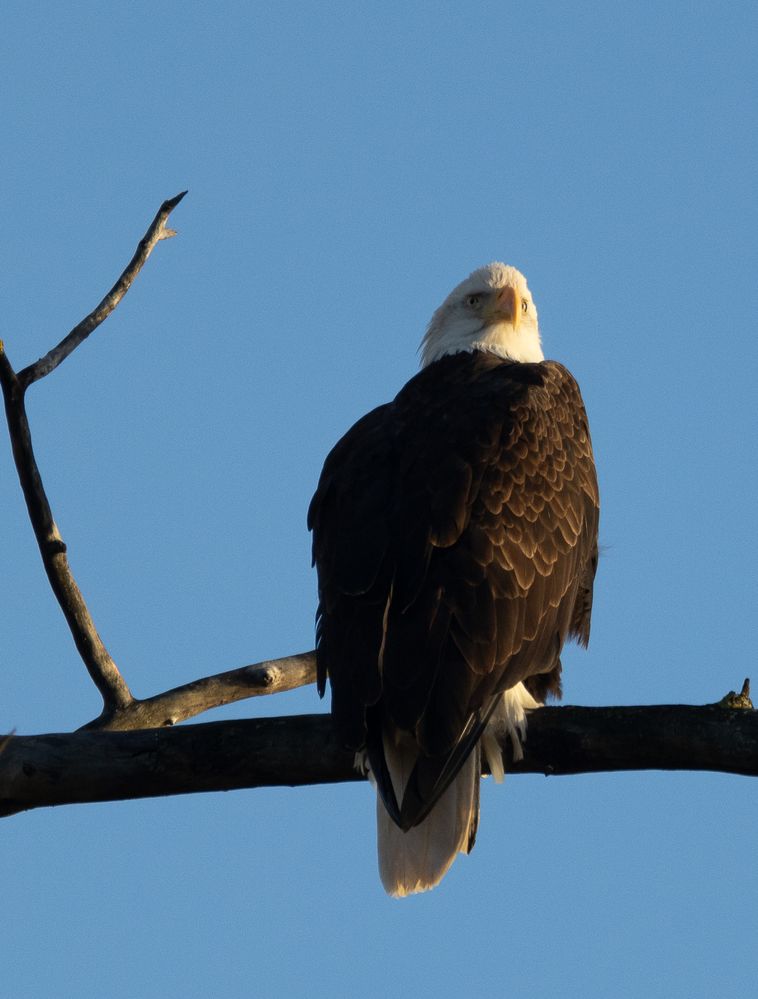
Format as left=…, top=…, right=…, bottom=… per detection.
left=421, top=323, right=544, bottom=368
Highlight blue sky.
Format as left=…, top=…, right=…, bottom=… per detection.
left=1, top=3, right=756, bottom=996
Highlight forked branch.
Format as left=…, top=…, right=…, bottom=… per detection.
left=0, top=193, right=187, bottom=717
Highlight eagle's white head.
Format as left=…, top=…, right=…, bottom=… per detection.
left=420, top=263, right=543, bottom=368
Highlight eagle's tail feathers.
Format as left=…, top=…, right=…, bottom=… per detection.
left=376, top=734, right=479, bottom=898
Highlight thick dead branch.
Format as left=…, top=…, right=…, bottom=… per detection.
left=81, top=652, right=318, bottom=731
left=1, top=704, right=755, bottom=818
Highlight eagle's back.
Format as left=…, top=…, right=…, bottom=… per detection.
left=308, top=351, right=599, bottom=827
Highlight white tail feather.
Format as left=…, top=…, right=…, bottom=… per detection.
left=377, top=732, right=479, bottom=898
left=373, top=682, right=541, bottom=897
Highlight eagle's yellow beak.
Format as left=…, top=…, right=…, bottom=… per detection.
left=487, top=285, right=521, bottom=327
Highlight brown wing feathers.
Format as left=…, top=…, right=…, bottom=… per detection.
left=309, top=351, right=599, bottom=828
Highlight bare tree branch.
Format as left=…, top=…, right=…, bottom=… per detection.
left=18, top=191, right=187, bottom=388
left=1, top=704, right=755, bottom=819
left=81, top=652, right=318, bottom=731
left=0, top=193, right=186, bottom=716
left=0, top=343, right=133, bottom=711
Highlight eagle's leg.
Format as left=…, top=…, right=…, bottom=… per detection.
left=480, top=682, right=541, bottom=781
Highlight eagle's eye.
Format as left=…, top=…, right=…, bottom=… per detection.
left=464, top=294, right=482, bottom=309
left=521, top=299, right=529, bottom=314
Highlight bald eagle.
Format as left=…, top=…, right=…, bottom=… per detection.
left=309, top=264, right=599, bottom=896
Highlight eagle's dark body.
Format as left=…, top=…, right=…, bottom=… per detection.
left=309, top=350, right=599, bottom=850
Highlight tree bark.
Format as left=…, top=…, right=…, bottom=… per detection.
left=2, top=704, right=755, bottom=819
